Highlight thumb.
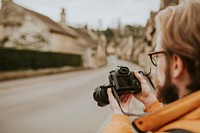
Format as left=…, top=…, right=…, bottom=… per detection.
left=107, top=88, right=122, bottom=114
left=107, top=88, right=115, bottom=100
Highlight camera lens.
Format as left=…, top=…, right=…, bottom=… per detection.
left=93, top=86, right=109, bottom=107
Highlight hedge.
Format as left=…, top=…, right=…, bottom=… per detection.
left=0, top=48, right=82, bottom=72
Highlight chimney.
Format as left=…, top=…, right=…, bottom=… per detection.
left=60, top=8, right=66, bottom=24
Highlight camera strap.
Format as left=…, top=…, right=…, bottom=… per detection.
left=112, top=87, right=145, bottom=117
left=138, top=68, right=156, bottom=91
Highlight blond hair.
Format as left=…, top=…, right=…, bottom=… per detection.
left=155, top=0, right=200, bottom=90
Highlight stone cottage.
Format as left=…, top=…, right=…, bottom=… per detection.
left=0, top=0, right=107, bottom=68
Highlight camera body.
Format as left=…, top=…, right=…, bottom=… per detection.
left=109, top=66, right=141, bottom=95
left=93, top=66, right=141, bottom=107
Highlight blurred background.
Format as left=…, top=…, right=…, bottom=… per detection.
left=0, top=0, right=186, bottom=133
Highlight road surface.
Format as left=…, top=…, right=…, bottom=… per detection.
left=0, top=56, right=145, bottom=133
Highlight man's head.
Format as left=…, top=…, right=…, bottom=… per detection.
left=152, top=0, right=200, bottom=104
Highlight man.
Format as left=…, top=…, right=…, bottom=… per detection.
left=104, top=0, right=200, bottom=132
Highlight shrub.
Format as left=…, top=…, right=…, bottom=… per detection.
left=0, top=48, right=82, bottom=72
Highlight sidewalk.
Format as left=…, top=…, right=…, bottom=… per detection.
left=0, top=66, right=86, bottom=81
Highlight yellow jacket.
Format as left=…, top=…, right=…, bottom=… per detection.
left=104, top=90, right=200, bottom=133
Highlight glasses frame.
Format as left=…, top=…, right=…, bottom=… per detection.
left=148, top=51, right=166, bottom=66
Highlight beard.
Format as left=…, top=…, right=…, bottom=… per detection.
left=156, top=64, right=179, bottom=104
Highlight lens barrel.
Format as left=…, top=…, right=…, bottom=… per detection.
left=93, top=86, right=109, bottom=107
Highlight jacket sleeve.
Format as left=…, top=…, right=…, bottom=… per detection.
left=143, top=100, right=163, bottom=113
left=104, top=114, right=133, bottom=133
left=103, top=100, right=163, bottom=133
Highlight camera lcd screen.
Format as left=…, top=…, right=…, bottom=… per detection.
left=117, top=75, right=132, bottom=87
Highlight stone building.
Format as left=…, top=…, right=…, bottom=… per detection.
left=0, top=0, right=107, bottom=68
left=116, top=36, right=134, bottom=60
left=115, top=25, right=145, bottom=61
left=58, top=11, right=107, bottom=68
left=70, top=26, right=107, bottom=68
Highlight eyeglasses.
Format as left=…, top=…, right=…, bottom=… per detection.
left=148, top=51, right=166, bottom=66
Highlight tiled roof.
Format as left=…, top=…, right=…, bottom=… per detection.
left=0, top=1, right=76, bottom=38
left=70, top=26, right=98, bottom=49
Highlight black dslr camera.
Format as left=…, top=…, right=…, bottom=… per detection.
left=93, top=66, right=141, bottom=107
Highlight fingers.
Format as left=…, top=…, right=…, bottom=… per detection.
left=120, top=93, right=133, bottom=103
left=108, top=88, right=133, bottom=103
left=107, top=88, right=113, bottom=104
left=107, top=88, right=123, bottom=114
left=107, top=88, right=114, bottom=100
left=107, top=88, right=118, bottom=105
left=107, top=88, right=112, bottom=96
left=124, top=93, right=133, bottom=104
left=134, top=71, right=146, bottom=84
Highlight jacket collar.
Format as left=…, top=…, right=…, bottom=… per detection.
left=132, top=90, right=200, bottom=132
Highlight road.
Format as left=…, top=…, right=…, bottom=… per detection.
left=0, top=56, right=144, bottom=133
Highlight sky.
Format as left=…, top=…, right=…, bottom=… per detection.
left=11, top=0, right=160, bottom=29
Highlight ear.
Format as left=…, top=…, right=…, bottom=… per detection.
left=171, top=54, right=184, bottom=78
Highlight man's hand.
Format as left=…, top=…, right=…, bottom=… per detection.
left=107, top=88, right=133, bottom=114
left=134, top=72, right=157, bottom=108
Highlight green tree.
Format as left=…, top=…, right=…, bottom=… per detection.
left=103, top=28, right=114, bottom=43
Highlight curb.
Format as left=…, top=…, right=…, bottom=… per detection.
left=0, top=66, right=87, bottom=81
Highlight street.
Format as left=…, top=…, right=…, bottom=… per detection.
left=0, top=56, right=144, bottom=133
